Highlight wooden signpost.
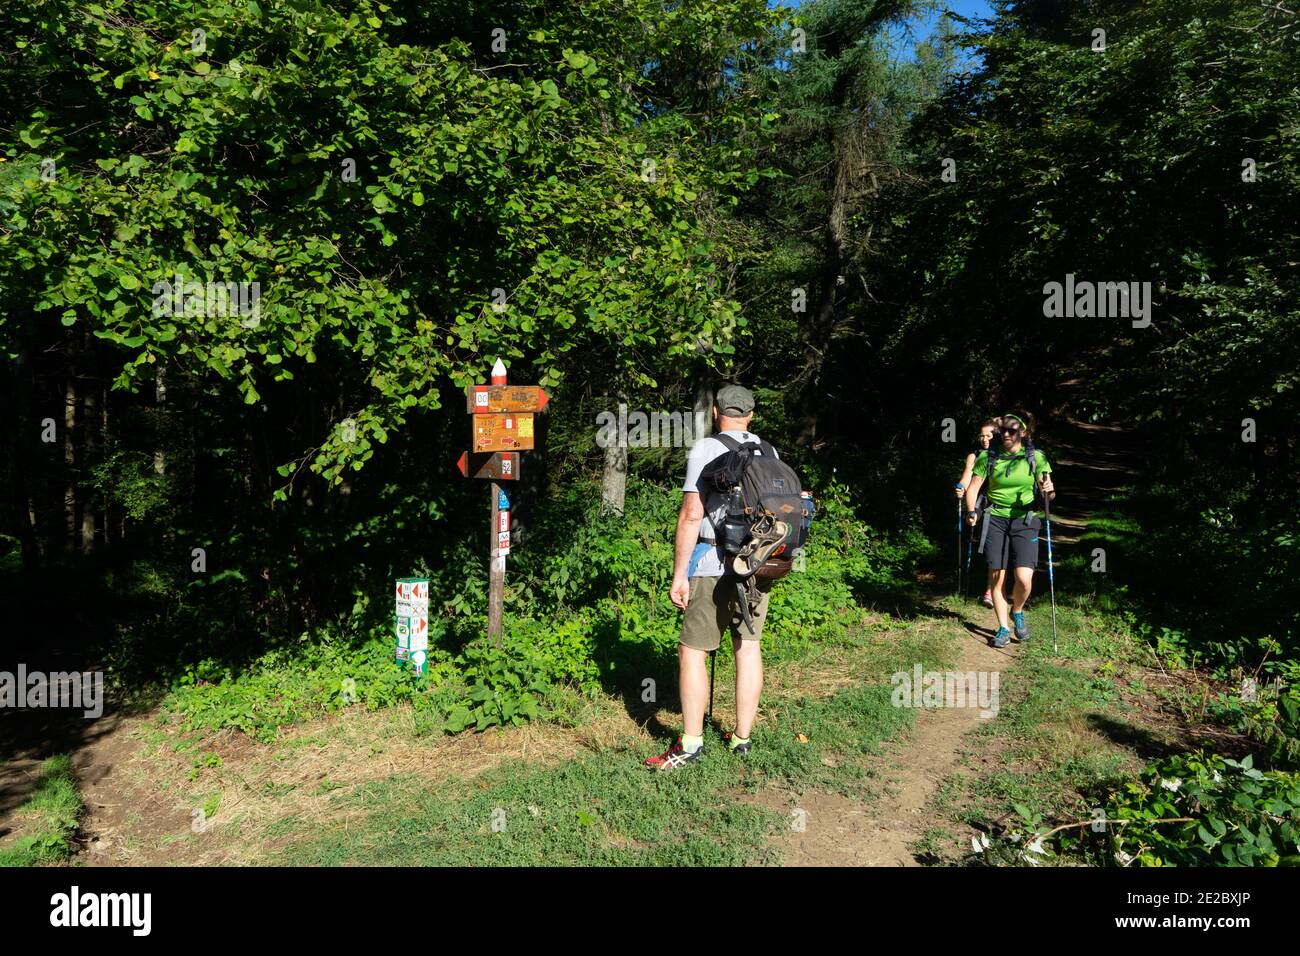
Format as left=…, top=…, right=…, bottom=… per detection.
left=459, top=359, right=548, bottom=644
left=466, top=385, right=550, bottom=414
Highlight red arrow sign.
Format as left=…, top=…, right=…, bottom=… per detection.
left=456, top=451, right=520, bottom=480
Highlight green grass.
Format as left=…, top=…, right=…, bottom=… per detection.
left=282, top=739, right=782, bottom=866
left=273, top=610, right=960, bottom=866
left=276, top=695, right=902, bottom=868
left=911, top=826, right=956, bottom=861
left=0, top=755, right=84, bottom=867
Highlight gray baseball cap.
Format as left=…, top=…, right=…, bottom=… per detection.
left=716, top=384, right=755, bottom=417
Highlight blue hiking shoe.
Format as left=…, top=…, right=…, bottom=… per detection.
left=1012, top=611, right=1030, bottom=642
left=990, top=626, right=1011, bottom=649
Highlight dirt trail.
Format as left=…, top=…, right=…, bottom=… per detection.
left=765, top=625, right=1012, bottom=866
left=764, top=386, right=1141, bottom=866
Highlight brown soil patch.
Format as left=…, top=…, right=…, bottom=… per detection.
left=759, top=624, right=1015, bottom=866
left=74, top=699, right=646, bottom=866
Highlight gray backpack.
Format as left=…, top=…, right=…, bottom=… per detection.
left=701, top=434, right=808, bottom=579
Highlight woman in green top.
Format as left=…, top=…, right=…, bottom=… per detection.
left=963, top=414, right=1055, bottom=648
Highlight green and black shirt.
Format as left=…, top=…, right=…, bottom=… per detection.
left=973, top=449, right=1052, bottom=518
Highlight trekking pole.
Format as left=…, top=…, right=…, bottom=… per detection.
left=965, top=509, right=976, bottom=596
left=1043, top=486, right=1058, bottom=653
left=956, top=494, right=963, bottom=597
left=708, top=650, right=716, bottom=725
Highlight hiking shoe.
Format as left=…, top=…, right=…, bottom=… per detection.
left=645, top=737, right=704, bottom=771
left=990, top=626, right=1011, bottom=649
left=731, top=520, right=791, bottom=578
left=1012, top=610, right=1030, bottom=642
left=723, top=731, right=752, bottom=755
left=981, top=589, right=994, bottom=608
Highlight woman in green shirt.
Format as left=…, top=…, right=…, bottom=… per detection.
left=963, top=414, right=1055, bottom=648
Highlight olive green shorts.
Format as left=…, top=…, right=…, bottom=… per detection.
left=680, top=575, right=772, bottom=652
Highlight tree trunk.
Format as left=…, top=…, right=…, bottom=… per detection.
left=64, top=367, right=76, bottom=554
left=153, top=366, right=167, bottom=476
left=600, top=392, right=628, bottom=516
left=796, top=108, right=858, bottom=448
left=5, top=337, right=40, bottom=571
left=693, top=374, right=713, bottom=444
left=101, top=381, right=111, bottom=549
left=80, top=332, right=97, bottom=554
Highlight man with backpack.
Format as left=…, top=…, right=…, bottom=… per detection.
left=646, top=385, right=808, bottom=770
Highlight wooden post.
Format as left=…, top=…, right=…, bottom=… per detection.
left=487, top=359, right=508, bottom=645
left=459, top=359, right=540, bottom=648
left=488, top=480, right=505, bottom=646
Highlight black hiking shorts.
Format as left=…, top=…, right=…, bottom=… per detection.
left=983, top=512, right=1040, bottom=571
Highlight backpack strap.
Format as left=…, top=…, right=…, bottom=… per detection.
left=704, top=433, right=757, bottom=493
left=1027, top=440, right=1046, bottom=505
left=714, top=433, right=763, bottom=453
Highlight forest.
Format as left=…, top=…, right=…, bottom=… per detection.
left=1, top=0, right=1297, bottom=870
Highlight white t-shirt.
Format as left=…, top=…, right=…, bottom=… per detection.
left=681, top=430, right=779, bottom=578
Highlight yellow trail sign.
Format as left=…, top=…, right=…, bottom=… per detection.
left=473, top=413, right=535, bottom=452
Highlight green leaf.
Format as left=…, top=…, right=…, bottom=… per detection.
left=445, top=705, right=471, bottom=733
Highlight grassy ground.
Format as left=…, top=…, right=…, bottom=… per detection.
left=21, top=575, right=1258, bottom=867
left=85, top=594, right=963, bottom=865
left=0, top=755, right=83, bottom=867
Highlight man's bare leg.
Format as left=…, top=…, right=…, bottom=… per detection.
left=732, top=637, right=763, bottom=738
left=679, top=643, right=708, bottom=738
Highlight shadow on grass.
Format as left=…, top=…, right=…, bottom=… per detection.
left=850, top=575, right=966, bottom=623
left=1085, top=712, right=1182, bottom=762
left=590, top=615, right=682, bottom=742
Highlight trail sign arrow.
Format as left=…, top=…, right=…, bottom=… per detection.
left=467, top=385, right=550, bottom=414
left=456, top=451, right=520, bottom=480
